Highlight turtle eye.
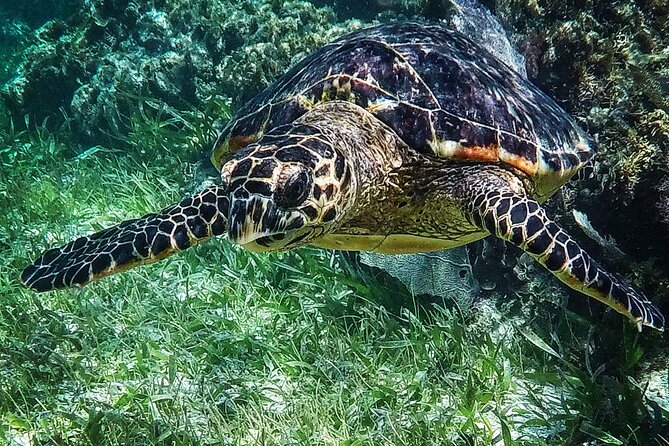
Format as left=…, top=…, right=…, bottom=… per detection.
left=274, top=169, right=312, bottom=209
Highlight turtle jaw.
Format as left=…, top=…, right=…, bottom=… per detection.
left=227, top=195, right=311, bottom=251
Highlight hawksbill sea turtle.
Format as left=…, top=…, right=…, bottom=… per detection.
left=21, top=22, right=664, bottom=331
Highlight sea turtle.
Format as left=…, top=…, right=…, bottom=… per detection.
left=21, top=22, right=664, bottom=331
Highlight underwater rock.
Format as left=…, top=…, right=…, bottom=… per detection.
left=1, top=0, right=355, bottom=144
left=492, top=0, right=669, bottom=299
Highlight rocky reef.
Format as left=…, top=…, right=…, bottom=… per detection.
left=492, top=0, right=669, bottom=291
left=1, top=0, right=360, bottom=145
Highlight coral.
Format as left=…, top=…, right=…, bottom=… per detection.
left=492, top=0, right=669, bottom=289
left=1, top=0, right=355, bottom=145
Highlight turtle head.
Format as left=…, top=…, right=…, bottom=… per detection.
left=220, top=136, right=353, bottom=252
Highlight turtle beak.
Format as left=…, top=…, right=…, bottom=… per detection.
left=227, top=196, right=275, bottom=246
left=227, top=195, right=308, bottom=250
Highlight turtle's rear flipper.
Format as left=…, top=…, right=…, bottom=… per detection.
left=468, top=178, right=665, bottom=332
left=21, top=186, right=229, bottom=292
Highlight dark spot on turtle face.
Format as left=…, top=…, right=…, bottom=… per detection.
left=565, top=153, right=580, bottom=169
left=545, top=246, right=566, bottom=271
left=245, top=180, right=272, bottom=196
left=31, top=276, right=53, bottom=291
left=555, top=231, right=569, bottom=245
left=171, top=214, right=186, bottom=224
left=334, top=155, right=345, bottom=179
left=596, top=273, right=611, bottom=292
left=211, top=217, right=226, bottom=236
left=63, top=264, right=81, bottom=285
left=307, top=138, right=334, bottom=158
left=72, top=238, right=87, bottom=251
left=275, top=169, right=313, bottom=209
left=251, top=203, right=265, bottom=226
left=111, top=245, right=134, bottom=266
left=261, top=209, right=279, bottom=231
left=230, top=178, right=246, bottom=191
left=295, top=124, right=321, bottom=137
left=200, top=204, right=217, bottom=223
left=276, top=146, right=318, bottom=169
left=20, top=264, right=38, bottom=284
left=231, top=158, right=253, bottom=177
left=255, top=236, right=272, bottom=247
left=610, top=282, right=627, bottom=303
left=41, top=247, right=62, bottom=264
left=118, top=231, right=135, bottom=244
left=251, top=159, right=277, bottom=178
left=323, top=184, right=336, bottom=199
left=582, top=256, right=594, bottom=282
left=286, top=216, right=305, bottom=231
left=541, top=149, right=561, bottom=171
left=183, top=206, right=198, bottom=217
left=483, top=212, right=496, bottom=233
left=545, top=222, right=560, bottom=237
left=301, top=205, right=318, bottom=220
left=217, top=196, right=230, bottom=215
left=232, top=188, right=250, bottom=200
left=323, top=207, right=337, bottom=223
left=254, top=148, right=277, bottom=159
left=144, top=225, right=158, bottom=245
left=33, top=276, right=56, bottom=292
left=289, top=231, right=310, bottom=246
left=315, top=165, right=330, bottom=177
left=472, top=194, right=485, bottom=210
left=54, top=270, right=67, bottom=288
left=313, top=185, right=322, bottom=200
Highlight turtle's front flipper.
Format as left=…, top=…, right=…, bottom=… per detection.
left=468, top=180, right=664, bottom=331
left=21, top=186, right=229, bottom=292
